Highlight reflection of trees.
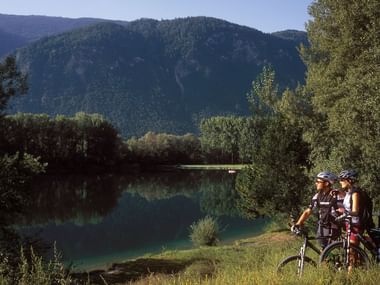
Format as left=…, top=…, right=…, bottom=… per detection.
left=19, top=171, right=208, bottom=225
left=38, top=193, right=203, bottom=261
left=123, top=171, right=203, bottom=201
left=15, top=170, right=249, bottom=261
left=19, top=170, right=241, bottom=226
left=0, top=153, right=46, bottom=267
left=198, top=171, right=241, bottom=217
left=19, top=174, right=125, bottom=225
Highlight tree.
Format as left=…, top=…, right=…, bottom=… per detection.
left=236, top=116, right=310, bottom=217
left=0, top=56, right=28, bottom=115
left=302, top=0, right=380, bottom=204
left=0, top=57, right=45, bottom=265
left=236, top=67, right=310, bottom=218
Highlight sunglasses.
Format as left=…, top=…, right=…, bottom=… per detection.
left=315, top=180, right=325, bottom=184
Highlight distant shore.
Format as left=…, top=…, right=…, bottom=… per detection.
left=167, top=164, right=247, bottom=170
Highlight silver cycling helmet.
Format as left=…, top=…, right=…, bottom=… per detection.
left=316, top=171, right=337, bottom=184
left=338, top=169, right=358, bottom=182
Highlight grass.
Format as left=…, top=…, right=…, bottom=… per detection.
left=2, top=227, right=379, bottom=284
left=80, top=226, right=380, bottom=284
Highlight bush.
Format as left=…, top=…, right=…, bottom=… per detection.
left=0, top=245, right=72, bottom=285
left=189, top=216, right=220, bottom=247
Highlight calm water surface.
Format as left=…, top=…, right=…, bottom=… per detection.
left=18, top=170, right=267, bottom=271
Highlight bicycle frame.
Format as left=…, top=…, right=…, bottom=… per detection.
left=322, top=215, right=378, bottom=270
left=302, top=235, right=322, bottom=256
left=298, top=235, right=321, bottom=275
left=345, top=216, right=380, bottom=262
left=277, top=228, right=321, bottom=276
left=356, top=230, right=378, bottom=260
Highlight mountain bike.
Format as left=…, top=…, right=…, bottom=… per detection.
left=319, top=214, right=380, bottom=271
left=277, top=226, right=321, bottom=276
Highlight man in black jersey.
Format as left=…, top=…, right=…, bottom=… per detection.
left=292, top=171, right=342, bottom=248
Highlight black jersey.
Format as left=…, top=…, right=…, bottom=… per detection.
left=308, top=190, right=339, bottom=226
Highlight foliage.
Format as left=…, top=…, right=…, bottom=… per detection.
left=2, top=111, right=259, bottom=170
left=0, top=245, right=71, bottom=285
left=0, top=153, right=45, bottom=225
left=126, top=132, right=202, bottom=164
left=301, top=0, right=380, bottom=207
left=0, top=112, right=121, bottom=171
left=199, top=116, right=256, bottom=163
left=236, top=117, right=310, bottom=218
left=9, top=17, right=306, bottom=137
left=0, top=53, right=47, bottom=273
left=236, top=67, right=311, bottom=218
left=0, top=153, right=45, bottom=268
left=134, top=231, right=380, bottom=285
left=247, top=65, right=280, bottom=118
left=199, top=171, right=241, bottom=217
left=0, top=56, right=28, bottom=115
left=272, top=29, right=309, bottom=46
left=189, top=216, right=220, bottom=247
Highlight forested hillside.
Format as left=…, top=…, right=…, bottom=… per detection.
left=0, top=13, right=118, bottom=57
left=8, top=17, right=306, bottom=137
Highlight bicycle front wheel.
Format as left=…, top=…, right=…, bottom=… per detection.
left=319, top=241, right=370, bottom=271
left=277, top=255, right=317, bottom=276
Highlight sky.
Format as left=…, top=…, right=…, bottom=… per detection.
left=1, top=0, right=314, bottom=33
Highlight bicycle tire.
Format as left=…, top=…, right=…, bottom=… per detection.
left=319, top=241, right=370, bottom=271
left=277, top=255, right=317, bottom=276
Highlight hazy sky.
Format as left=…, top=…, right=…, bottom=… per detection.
left=1, top=0, right=314, bottom=33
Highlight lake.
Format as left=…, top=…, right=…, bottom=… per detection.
left=17, top=169, right=267, bottom=271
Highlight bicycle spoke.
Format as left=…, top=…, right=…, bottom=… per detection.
left=277, top=255, right=316, bottom=276
left=320, top=241, right=369, bottom=271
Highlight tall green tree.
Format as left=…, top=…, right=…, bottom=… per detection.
left=236, top=67, right=310, bottom=218
left=0, top=56, right=28, bottom=115
left=0, top=57, right=44, bottom=265
left=302, top=0, right=380, bottom=204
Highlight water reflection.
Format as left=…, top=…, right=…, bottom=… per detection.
left=22, top=171, right=240, bottom=225
left=17, top=170, right=260, bottom=268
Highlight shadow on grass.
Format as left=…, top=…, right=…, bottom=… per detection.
left=72, top=257, right=216, bottom=284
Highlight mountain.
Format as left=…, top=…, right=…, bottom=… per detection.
left=272, top=29, right=309, bottom=46
left=8, top=17, right=307, bottom=137
left=0, top=29, right=27, bottom=56
left=0, top=13, right=125, bottom=57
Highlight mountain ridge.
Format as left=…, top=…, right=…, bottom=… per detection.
left=5, top=16, right=307, bottom=137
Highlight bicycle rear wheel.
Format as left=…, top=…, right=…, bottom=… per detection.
left=319, top=241, right=370, bottom=271
left=277, top=255, right=317, bottom=276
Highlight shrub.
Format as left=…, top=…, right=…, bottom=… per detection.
left=0, top=244, right=72, bottom=285
left=189, top=216, right=220, bottom=247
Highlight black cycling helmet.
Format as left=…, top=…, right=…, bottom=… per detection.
left=316, top=171, right=337, bottom=184
left=338, top=169, right=358, bottom=182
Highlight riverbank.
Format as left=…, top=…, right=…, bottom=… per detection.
left=174, top=164, right=247, bottom=170
left=71, top=230, right=379, bottom=285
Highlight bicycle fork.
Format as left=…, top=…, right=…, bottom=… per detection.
left=297, top=238, right=307, bottom=276
left=345, top=227, right=351, bottom=270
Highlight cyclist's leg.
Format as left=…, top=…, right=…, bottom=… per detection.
left=320, top=241, right=369, bottom=271
left=348, top=224, right=364, bottom=272
left=330, top=224, right=341, bottom=242
left=317, top=224, right=330, bottom=249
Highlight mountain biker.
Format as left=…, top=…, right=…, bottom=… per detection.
left=292, top=171, right=342, bottom=249
left=336, top=170, right=364, bottom=243
left=336, top=169, right=365, bottom=272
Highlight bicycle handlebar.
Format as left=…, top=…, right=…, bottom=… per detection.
left=335, top=213, right=352, bottom=223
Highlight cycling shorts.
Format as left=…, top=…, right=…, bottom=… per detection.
left=345, top=223, right=363, bottom=244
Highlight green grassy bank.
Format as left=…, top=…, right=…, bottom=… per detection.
left=75, top=229, right=379, bottom=285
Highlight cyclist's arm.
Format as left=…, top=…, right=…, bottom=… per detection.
left=350, top=192, right=359, bottom=216
left=295, top=208, right=312, bottom=226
